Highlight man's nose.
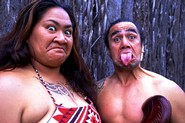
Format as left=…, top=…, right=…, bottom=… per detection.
left=121, top=36, right=131, bottom=48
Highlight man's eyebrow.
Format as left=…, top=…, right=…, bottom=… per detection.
left=110, top=28, right=138, bottom=37
left=126, top=28, right=138, bottom=34
left=110, top=30, right=121, bottom=37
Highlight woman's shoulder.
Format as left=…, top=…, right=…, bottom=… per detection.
left=0, top=66, right=35, bottom=91
left=0, top=68, right=28, bottom=81
left=0, top=68, right=30, bottom=118
left=0, top=69, right=21, bottom=84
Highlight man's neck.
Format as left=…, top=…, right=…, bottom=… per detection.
left=113, top=66, right=143, bottom=85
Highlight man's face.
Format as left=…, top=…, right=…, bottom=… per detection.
left=108, top=21, right=143, bottom=70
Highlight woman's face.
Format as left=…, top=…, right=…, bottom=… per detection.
left=28, top=7, right=73, bottom=67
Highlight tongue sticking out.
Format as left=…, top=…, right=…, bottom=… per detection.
left=121, top=53, right=132, bottom=66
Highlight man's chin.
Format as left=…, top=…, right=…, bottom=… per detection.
left=115, top=61, right=140, bottom=70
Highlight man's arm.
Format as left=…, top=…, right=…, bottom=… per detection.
left=169, top=85, right=185, bottom=123
left=163, top=80, right=185, bottom=123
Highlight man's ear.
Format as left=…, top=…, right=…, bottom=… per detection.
left=140, top=45, right=144, bottom=61
left=142, top=45, right=144, bottom=53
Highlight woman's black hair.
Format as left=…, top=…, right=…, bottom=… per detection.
left=0, top=0, right=97, bottom=101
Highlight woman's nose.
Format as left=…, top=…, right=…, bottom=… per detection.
left=54, top=31, right=67, bottom=43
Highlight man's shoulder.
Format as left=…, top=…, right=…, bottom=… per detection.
left=142, top=68, right=172, bottom=82
left=144, top=69, right=183, bottom=93
left=96, top=78, right=107, bottom=93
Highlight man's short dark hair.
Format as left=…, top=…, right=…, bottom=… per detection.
left=104, top=18, right=145, bottom=49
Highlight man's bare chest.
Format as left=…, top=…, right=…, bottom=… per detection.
left=97, top=90, right=146, bottom=122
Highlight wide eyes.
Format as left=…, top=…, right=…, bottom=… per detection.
left=47, top=25, right=72, bottom=37
left=113, top=37, right=121, bottom=42
left=64, top=30, right=72, bottom=35
left=48, top=26, right=56, bottom=31
left=112, top=34, right=136, bottom=43
left=128, top=35, right=136, bottom=40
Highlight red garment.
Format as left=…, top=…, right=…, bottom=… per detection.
left=41, top=83, right=101, bottom=123
left=33, top=66, right=101, bottom=122
left=49, top=99, right=101, bottom=123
